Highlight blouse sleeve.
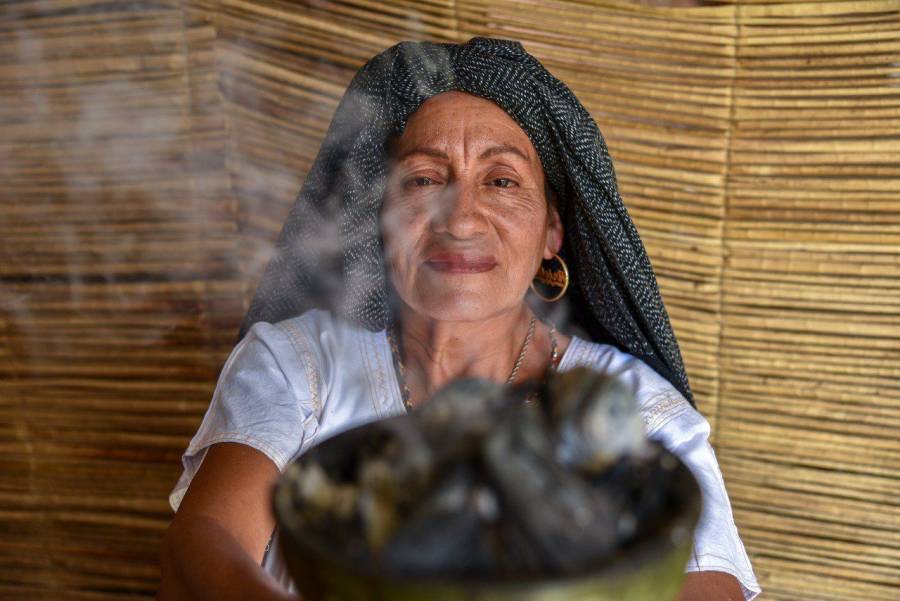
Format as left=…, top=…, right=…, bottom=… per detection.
left=168, top=321, right=322, bottom=513
left=621, top=360, right=763, bottom=601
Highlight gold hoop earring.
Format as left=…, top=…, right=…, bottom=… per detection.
left=530, top=253, right=569, bottom=302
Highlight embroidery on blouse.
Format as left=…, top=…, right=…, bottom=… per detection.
left=641, top=390, right=691, bottom=436
left=556, top=336, right=603, bottom=373
left=277, top=319, right=322, bottom=416
left=358, top=328, right=391, bottom=418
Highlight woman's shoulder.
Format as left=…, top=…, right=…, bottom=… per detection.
left=253, top=307, right=346, bottom=339
left=235, top=309, right=398, bottom=444
left=245, top=309, right=373, bottom=358
left=560, top=334, right=684, bottom=401
left=237, top=309, right=372, bottom=402
left=561, top=335, right=698, bottom=439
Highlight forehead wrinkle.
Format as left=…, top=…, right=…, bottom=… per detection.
left=395, top=99, right=538, bottom=171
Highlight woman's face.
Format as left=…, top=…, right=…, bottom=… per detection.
left=380, top=91, right=563, bottom=323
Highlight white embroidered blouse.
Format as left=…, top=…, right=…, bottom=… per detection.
left=169, top=309, right=761, bottom=600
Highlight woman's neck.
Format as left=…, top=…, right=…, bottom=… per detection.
left=395, top=304, right=569, bottom=408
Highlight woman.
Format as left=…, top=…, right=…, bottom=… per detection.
left=158, top=38, right=760, bottom=600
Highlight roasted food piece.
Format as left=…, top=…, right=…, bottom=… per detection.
left=484, top=402, right=620, bottom=574
left=543, top=367, right=652, bottom=474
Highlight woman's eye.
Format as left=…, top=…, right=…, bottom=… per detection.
left=491, top=178, right=516, bottom=188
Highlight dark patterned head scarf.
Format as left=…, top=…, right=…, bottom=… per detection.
left=238, top=37, right=695, bottom=408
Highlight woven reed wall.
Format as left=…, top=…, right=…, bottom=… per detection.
left=1, top=0, right=241, bottom=597
left=1, top=0, right=898, bottom=599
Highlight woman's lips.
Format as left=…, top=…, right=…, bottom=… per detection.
left=425, top=253, right=497, bottom=273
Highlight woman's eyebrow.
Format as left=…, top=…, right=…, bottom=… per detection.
left=396, top=144, right=530, bottom=163
left=478, top=143, right=529, bottom=162
left=396, top=146, right=448, bottom=162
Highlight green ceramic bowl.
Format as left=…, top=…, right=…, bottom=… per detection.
left=273, top=427, right=701, bottom=601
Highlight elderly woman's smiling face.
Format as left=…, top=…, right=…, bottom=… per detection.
left=381, top=91, right=563, bottom=323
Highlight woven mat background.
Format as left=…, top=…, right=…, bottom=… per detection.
left=1, top=1, right=898, bottom=599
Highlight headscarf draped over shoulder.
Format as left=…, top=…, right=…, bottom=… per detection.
left=238, top=37, right=695, bottom=408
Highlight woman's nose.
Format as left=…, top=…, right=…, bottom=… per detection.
left=429, top=181, right=488, bottom=239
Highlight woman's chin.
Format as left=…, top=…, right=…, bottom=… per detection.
left=395, top=270, right=523, bottom=323
left=409, top=292, right=509, bottom=324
